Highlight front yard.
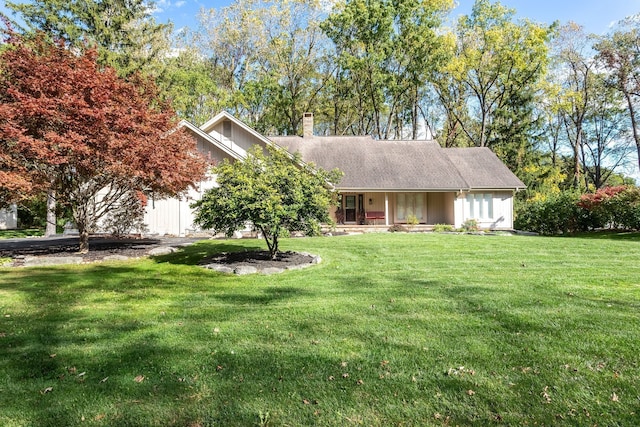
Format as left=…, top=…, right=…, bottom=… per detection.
left=0, top=233, right=638, bottom=426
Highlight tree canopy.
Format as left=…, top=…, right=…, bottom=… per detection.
left=0, top=32, right=208, bottom=251
left=192, top=145, right=342, bottom=259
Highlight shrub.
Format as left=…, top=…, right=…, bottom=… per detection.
left=388, top=224, right=408, bottom=232
left=406, top=214, right=419, bottom=229
left=460, top=219, right=479, bottom=232
left=515, top=186, right=640, bottom=234
left=515, top=191, right=590, bottom=235
left=433, top=223, right=455, bottom=232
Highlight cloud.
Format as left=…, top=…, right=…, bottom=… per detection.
left=175, top=1, right=186, bottom=7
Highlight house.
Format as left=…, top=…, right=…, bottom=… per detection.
left=0, top=205, right=18, bottom=230
left=142, top=111, right=525, bottom=235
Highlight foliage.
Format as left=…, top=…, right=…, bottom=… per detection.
left=459, top=218, right=479, bottom=232
left=578, top=186, right=640, bottom=230
left=433, top=223, right=454, bottom=232
left=516, top=186, right=640, bottom=234
left=0, top=33, right=208, bottom=251
left=515, top=191, right=589, bottom=234
left=435, top=0, right=553, bottom=151
left=191, top=0, right=330, bottom=134
left=406, top=213, right=419, bottom=229
left=192, top=144, right=341, bottom=259
left=1, top=233, right=640, bottom=425
left=595, top=16, right=640, bottom=174
left=388, top=224, right=408, bottom=232
left=4, top=0, right=171, bottom=77
left=322, top=0, right=453, bottom=138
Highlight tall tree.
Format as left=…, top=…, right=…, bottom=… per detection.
left=595, top=16, right=640, bottom=175
left=0, top=33, right=208, bottom=251
left=550, top=22, right=596, bottom=188
left=4, top=0, right=171, bottom=76
left=435, top=0, right=552, bottom=149
left=580, top=74, right=634, bottom=189
left=194, top=0, right=330, bottom=134
left=322, top=0, right=453, bottom=138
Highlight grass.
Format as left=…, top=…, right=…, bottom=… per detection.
left=0, top=228, right=44, bottom=239
left=0, top=232, right=639, bottom=426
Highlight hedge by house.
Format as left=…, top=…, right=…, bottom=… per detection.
left=515, top=186, right=640, bottom=234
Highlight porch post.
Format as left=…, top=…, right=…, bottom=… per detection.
left=384, top=192, right=389, bottom=226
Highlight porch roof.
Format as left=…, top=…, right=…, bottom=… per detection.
left=270, top=136, right=525, bottom=191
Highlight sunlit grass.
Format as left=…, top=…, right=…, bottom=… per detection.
left=1, top=232, right=639, bottom=426
left=0, top=228, right=44, bottom=239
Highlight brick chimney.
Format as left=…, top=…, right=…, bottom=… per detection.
left=303, top=112, right=314, bottom=138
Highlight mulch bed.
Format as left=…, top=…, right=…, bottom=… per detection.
left=200, top=250, right=315, bottom=269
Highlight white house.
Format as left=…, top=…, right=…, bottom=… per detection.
left=142, top=111, right=525, bottom=236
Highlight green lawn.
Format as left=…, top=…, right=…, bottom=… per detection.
left=0, top=228, right=44, bottom=239
left=0, top=233, right=639, bottom=426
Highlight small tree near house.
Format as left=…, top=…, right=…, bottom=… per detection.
left=0, top=31, right=208, bottom=252
left=192, top=145, right=342, bottom=260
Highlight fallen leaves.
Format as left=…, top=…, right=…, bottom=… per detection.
left=41, top=386, right=53, bottom=394
left=542, top=386, right=551, bottom=404
left=447, top=366, right=475, bottom=376
left=134, top=375, right=145, bottom=383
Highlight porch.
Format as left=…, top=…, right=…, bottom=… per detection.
left=332, top=191, right=455, bottom=227
left=328, top=224, right=436, bottom=234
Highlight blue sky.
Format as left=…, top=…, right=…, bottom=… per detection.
left=1, top=0, right=638, bottom=35
left=149, top=0, right=639, bottom=34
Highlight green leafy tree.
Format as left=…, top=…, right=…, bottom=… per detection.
left=436, top=0, right=553, bottom=148
left=595, top=16, right=640, bottom=175
left=194, top=0, right=330, bottom=134
left=322, top=0, right=452, bottom=138
left=4, top=0, right=171, bottom=76
left=192, top=145, right=342, bottom=259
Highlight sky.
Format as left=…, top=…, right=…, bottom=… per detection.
left=1, top=0, right=638, bottom=35
left=147, top=0, right=640, bottom=34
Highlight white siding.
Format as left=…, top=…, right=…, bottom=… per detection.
left=143, top=175, right=216, bottom=236
left=0, top=205, right=18, bottom=230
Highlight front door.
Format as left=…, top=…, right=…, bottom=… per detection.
left=345, top=195, right=356, bottom=222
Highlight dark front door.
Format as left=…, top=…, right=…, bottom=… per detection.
left=345, top=195, right=356, bottom=222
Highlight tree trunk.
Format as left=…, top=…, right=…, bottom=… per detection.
left=623, top=90, right=640, bottom=174
left=78, top=227, right=90, bottom=254
left=45, top=189, right=56, bottom=237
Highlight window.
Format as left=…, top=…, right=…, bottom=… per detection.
left=465, top=193, right=493, bottom=219
left=396, top=193, right=424, bottom=222
left=222, top=120, right=232, bottom=138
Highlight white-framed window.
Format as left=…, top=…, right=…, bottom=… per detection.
left=465, top=193, right=493, bottom=220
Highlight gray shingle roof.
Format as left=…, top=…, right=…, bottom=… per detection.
left=270, top=136, right=525, bottom=191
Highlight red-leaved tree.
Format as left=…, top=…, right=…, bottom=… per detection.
left=0, top=32, right=208, bottom=252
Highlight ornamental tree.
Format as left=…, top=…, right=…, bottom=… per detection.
left=0, top=32, right=208, bottom=252
left=192, top=145, right=341, bottom=260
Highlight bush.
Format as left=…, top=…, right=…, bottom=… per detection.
left=515, top=191, right=591, bottom=235
left=433, top=223, right=455, bottom=232
left=515, top=186, right=640, bottom=234
left=388, top=224, right=408, bottom=232
left=460, top=219, right=479, bottom=232
left=406, top=214, right=419, bottom=229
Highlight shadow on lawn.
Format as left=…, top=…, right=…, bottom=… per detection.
left=0, top=261, right=369, bottom=426
left=561, top=231, right=640, bottom=241
left=151, top=241, right=263, bottom=266
left=0, top=263, right=314, bottom=426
